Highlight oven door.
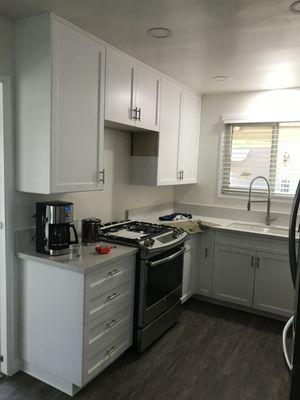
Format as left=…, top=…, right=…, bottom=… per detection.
left=139, top=245, right=185, bottom=327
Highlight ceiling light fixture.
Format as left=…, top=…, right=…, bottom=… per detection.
left=289, top=1, right=300, bottom=13
left=212, top=75, right=229, bottom=82
left=147, top=27, right=172, bottom=39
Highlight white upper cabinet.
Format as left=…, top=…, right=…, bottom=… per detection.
left=105, top=47, right=160, bottom=132
left=177, top=90, right=201, bottom=184
left=15, top=14, right=105, bottom=194
left=157, top=78, right=182, bottom=185
left=134, top=64, right=160, bottom=132
left=131, top=77, right=201, bottom=186
left=105, top=48, right=134, bottom=127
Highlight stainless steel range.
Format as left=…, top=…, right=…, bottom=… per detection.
left=99, top=220, right=188, bottom=352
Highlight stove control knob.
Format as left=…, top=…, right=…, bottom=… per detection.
left=172, top=229, right=181, bottom=238
left=144, top=238, right=155, bottom=247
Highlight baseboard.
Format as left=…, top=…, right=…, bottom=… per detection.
left=22, top=360, right=80, bottom=396
left=192, top=294, right=288, bottom=322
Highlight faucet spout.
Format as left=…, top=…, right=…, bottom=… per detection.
left=247, top=176, right=274, bottom=226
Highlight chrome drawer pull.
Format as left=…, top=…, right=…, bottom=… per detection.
left=106, top=345, right=119, bottom=357
left=107, top=293, right=120, bottom=301
left=108, top=269, right=121, bottom=277
left=107, top=319, right=118, bottom=328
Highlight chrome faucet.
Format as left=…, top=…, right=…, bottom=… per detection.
left=247, top=176, right=275, bottom=226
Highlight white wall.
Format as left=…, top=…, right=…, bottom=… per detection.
left=175, top=88, right=300, bottom=214
left=15, top=128, right=174, bottom=230
left=0, top=15, right=13, bottom=76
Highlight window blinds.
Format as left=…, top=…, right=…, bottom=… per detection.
left=221, top=122, right=300, bottom=196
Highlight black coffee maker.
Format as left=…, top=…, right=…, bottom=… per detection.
left=36, top=201, right=78, bottom=256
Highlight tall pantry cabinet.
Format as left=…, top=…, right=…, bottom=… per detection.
left=15, top=13, right=105, bottom=194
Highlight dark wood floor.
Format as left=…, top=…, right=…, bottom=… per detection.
left=0, top=300, right=291, bottom=400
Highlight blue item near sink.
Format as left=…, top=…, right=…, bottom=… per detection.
left=159, top=212, right=192, bottom=221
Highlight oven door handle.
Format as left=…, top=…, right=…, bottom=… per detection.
left=147, top=247, right=186, bottom=267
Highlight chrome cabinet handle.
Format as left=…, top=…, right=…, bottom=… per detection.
left=147, top=247, right=185, bottom=267
left=137, top=107, right=141, bottom=121
left=107, top=293, right=120, bottom=301
left=131, top=107, right=138, bottom=120
left=97, top=169, right=105, bottom=184
left=205, top=248, right=208, bottom=259
left=256, top=257, right=260, bottom=268
left=106, top=345, right=119, bottom=357
left=107, top=319, right=118, bottom=328
left=108, top=269, right=121, bottom=277
left=251, top=256, right=254, bottom=267
left=177, top=171, right=181, bottom=180
left=181, top=170, right=184, bottom=180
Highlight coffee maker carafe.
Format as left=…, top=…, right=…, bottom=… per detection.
left=36, top=201, right=78, bottom=255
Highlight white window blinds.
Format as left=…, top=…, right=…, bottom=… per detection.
left=221, top=122, right=300, bottom=196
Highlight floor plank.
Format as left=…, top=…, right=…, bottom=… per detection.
left=0, top=300, right=291, bottom=400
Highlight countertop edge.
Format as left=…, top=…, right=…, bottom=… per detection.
left=17, top=247, right=139, bottom=274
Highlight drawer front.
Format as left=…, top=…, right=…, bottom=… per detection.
left=84, top=301, right=133, bottom=355
left=84, top=280, right=134, bottom=323
left=83, top=324, right=132, bottom=384
left=85, top=256, right=135, bottom=299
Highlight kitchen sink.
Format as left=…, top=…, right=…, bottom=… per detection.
left=227, top=222, right=289, bottom=237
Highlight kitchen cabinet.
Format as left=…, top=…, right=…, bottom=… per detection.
left=177, top=90, right=201, bottom=184
left=213, top=244, right=255, bottom=307
left=212, top=232, right=294, bottom=317
left=105, top=47, right=160, bottom=132
left=19, top=253, right=136, bottom=396
left=253, top=251, right=294, bottom=316
left=157, top=78, right=182, bottom=185
left=130, top=77, right=201, bottom=186
left=15, top=14, right=105, bottom=194
left=182, top=235, right=198, bottom=303
left=105, top=47, right=134, bottom=127
left=196, top=231, right=215, bottom=297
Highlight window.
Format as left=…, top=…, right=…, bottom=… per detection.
left=220, top=122, right=300, bottom=197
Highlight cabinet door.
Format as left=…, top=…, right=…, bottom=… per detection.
left=51, top=20, right=105, bottom=193
left=134, top=64, right=160, bottom=132
left=253, top=251, right=294, bottom=317
left=105, top=47, right=134, bottom=127
left=177, top=90, right=201, bottom=184
left=157, top=78, right=181, bottom=185
left=213, top=245, right=255, bottom=307
left=196, top=231, right=215, bottom=296
left=182, top=236, right=198, bottom=303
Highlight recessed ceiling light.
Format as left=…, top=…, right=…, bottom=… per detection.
left=289, top=1, right=300, bottom=13
left=147, top=27, right=172, bottom=39
left=212, top=75, right=229, bottom=82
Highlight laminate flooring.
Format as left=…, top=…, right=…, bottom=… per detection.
left=0, top=300, right=291, bottom=400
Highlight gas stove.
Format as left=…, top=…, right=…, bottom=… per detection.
left=99, top=220, right=188, bottom=252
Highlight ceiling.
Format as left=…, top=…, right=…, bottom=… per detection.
left=1, top=0, right=300, bottom=93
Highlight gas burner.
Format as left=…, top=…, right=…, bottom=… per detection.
left=99, top=220, right=187, bottom=251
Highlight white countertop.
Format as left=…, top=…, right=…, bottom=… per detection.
left=139, top=214, right=292, bottom=239
left=17, top=244, right=138, bottom=274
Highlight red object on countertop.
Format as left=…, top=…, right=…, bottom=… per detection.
left=95, top=245, right=112, bottom=254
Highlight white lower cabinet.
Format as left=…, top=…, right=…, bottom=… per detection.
left=212, top=232, right=294, bottom=317
left=213, top=245, right=255, bottom=307
left=19, top=255, right=136, bottom=396
left=253, top=251, right=294, bottom=316
left=196, top=231, right=215, bottom=296
left=182, top=236, right=198, bottom=303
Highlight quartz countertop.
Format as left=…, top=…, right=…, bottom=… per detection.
left=17, top=244, right=138, bottom=274
left=137, top=214, right=292, bottom=240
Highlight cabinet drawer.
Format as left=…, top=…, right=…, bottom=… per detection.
left=85, top=280, right=134, bottom=323
left=83, top=324, right=132, bottom=384
left=85, top=257, right=135, bottom=298
left=84, top=301, right=133, bottom=355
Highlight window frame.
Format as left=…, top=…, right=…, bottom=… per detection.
left=217, top=119, right=298, bottom=201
